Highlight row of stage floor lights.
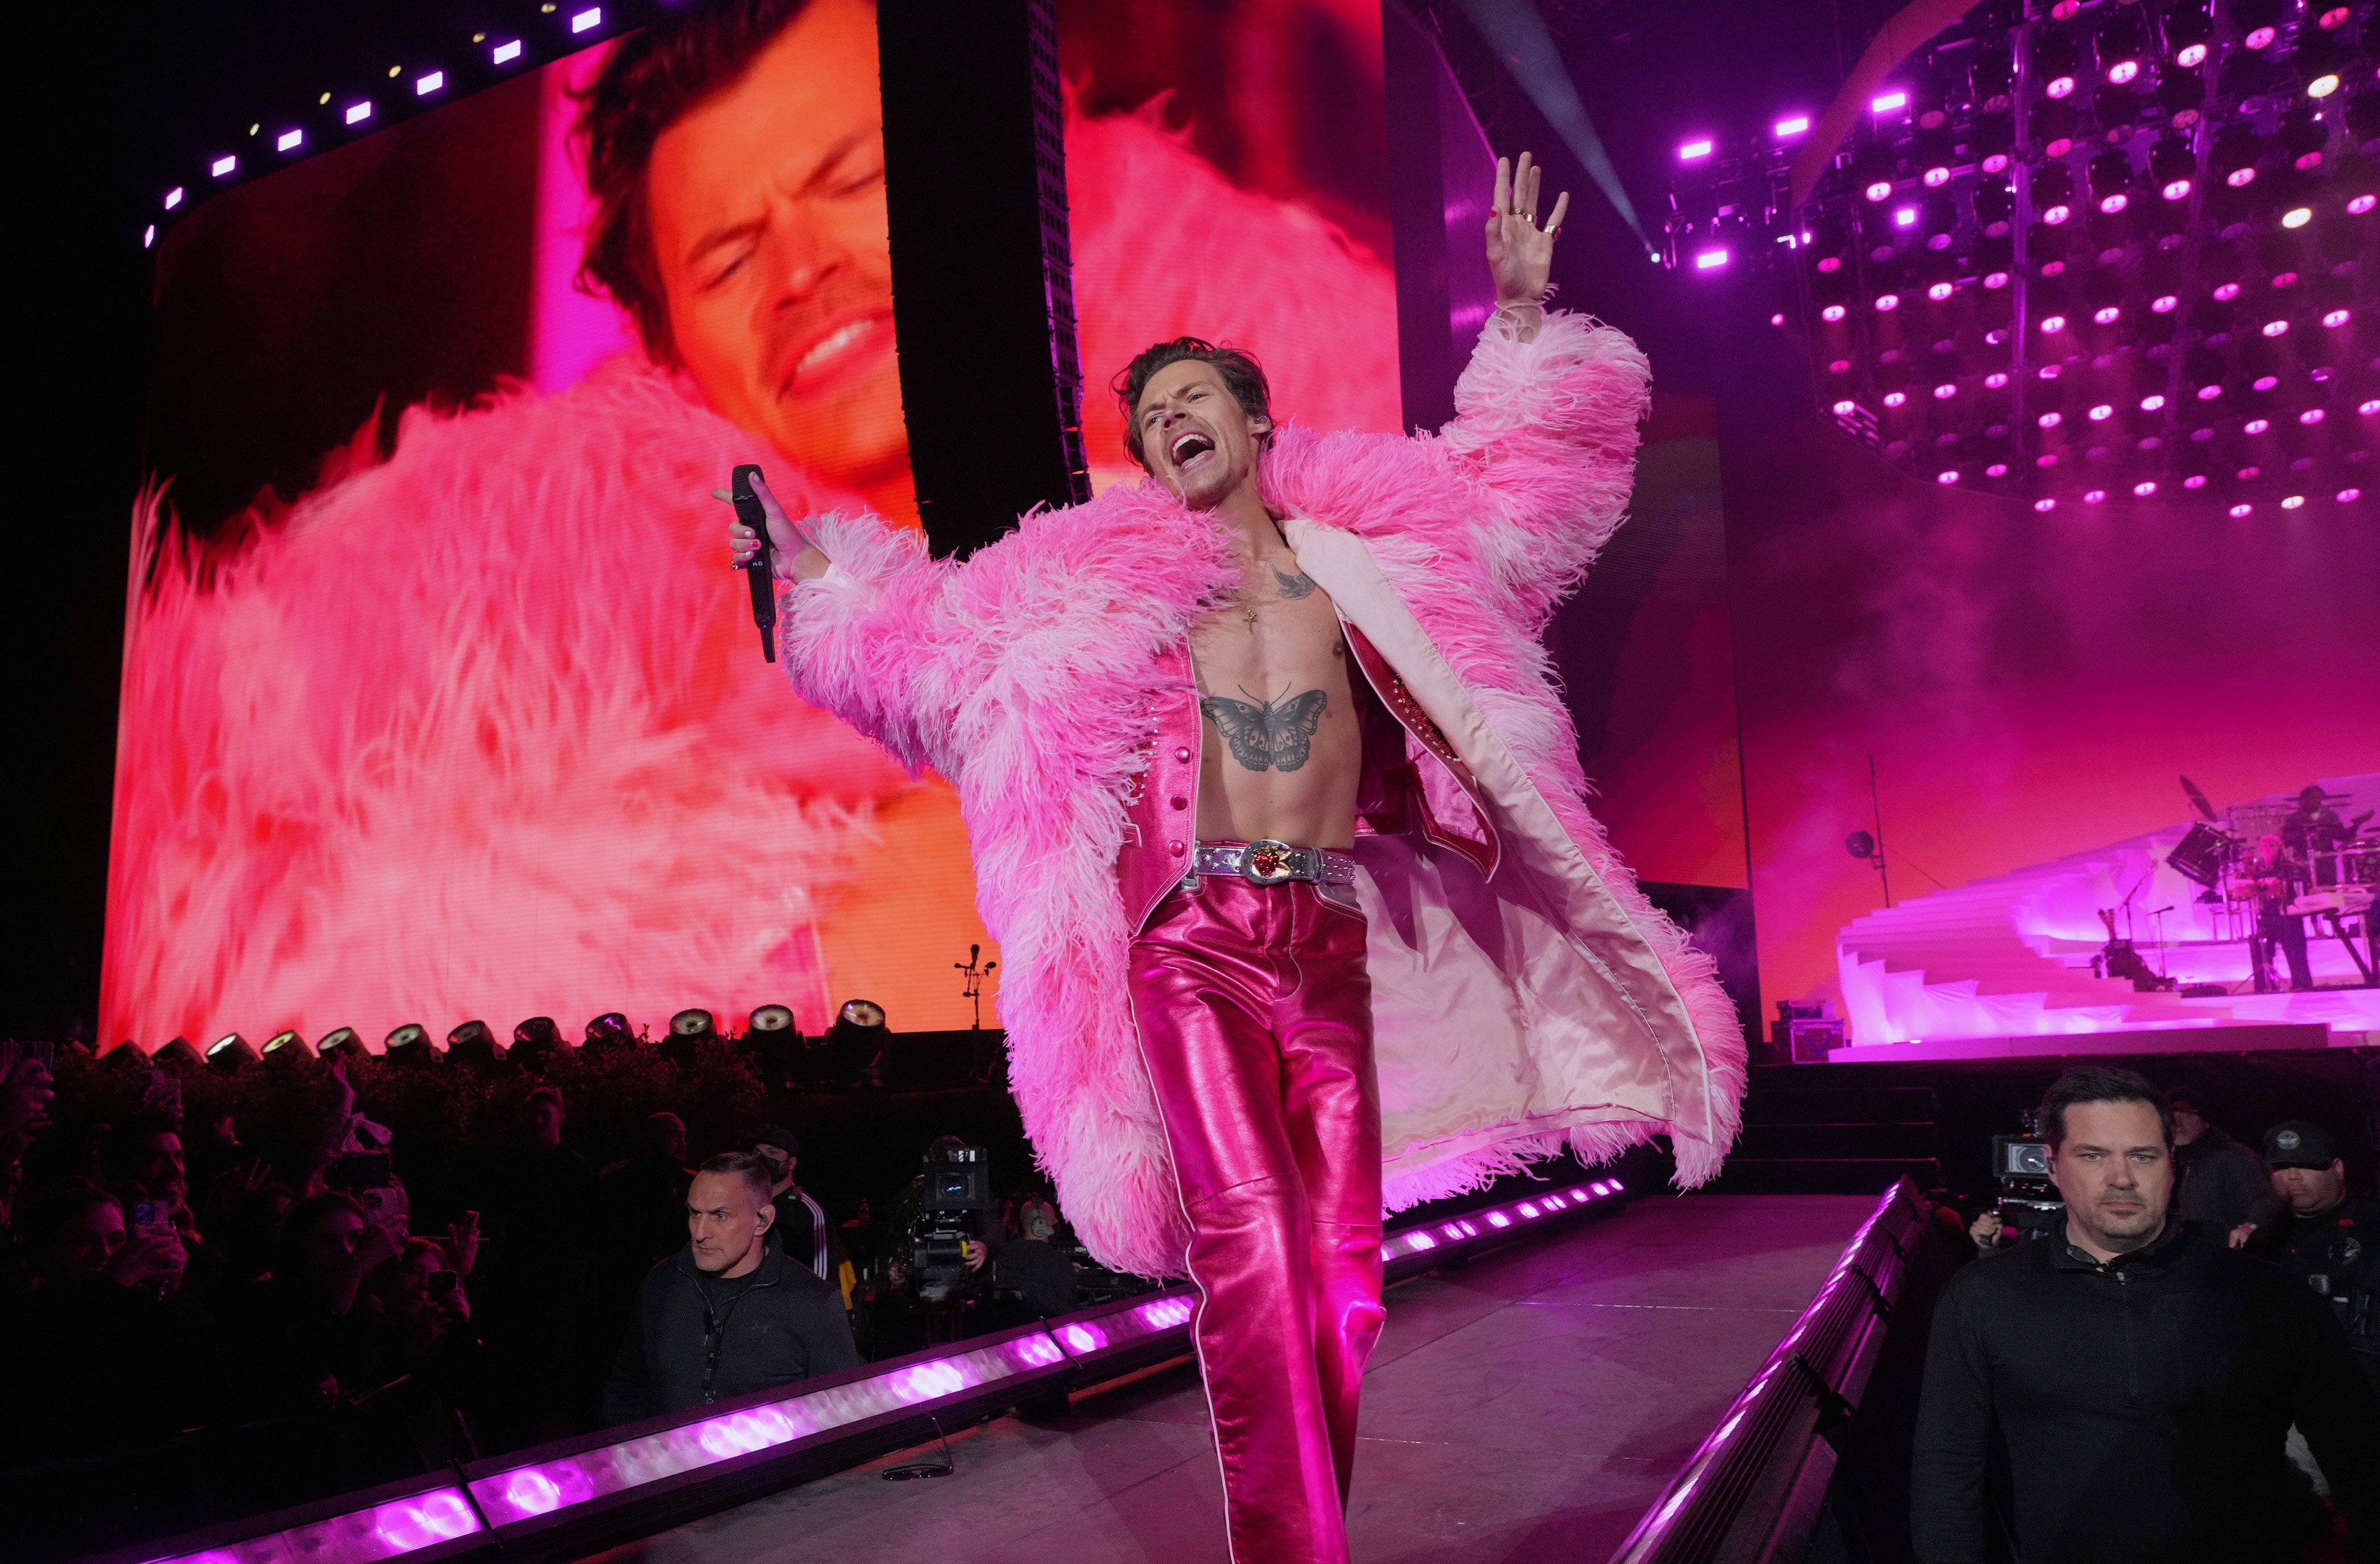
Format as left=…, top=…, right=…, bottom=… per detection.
left=131, top=1007, right=813, bottom=1073
left=109, top=1175, right=1634, bottom=1564
left=138, top=0, right=679, bottom=250
left=1659, top=0, right=2375, bottom=516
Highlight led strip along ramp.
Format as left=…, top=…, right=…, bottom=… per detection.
left=103, top=1176, right=1631, bottom=1564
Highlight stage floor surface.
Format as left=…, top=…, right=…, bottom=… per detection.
left=581, top=1193, right=1873, bottom=1564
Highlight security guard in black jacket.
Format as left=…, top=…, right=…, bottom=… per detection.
left=2255, top=1119, right=2380, bottom=1397
left=602, top=1152, right=860, bottom=1425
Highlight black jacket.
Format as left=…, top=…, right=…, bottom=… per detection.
left=1911, top=1225, right=2380, bottom=1563
left=600, top=1241, right=860, bottom=1425
left=2260, top=1195, right=2380, bottom=1395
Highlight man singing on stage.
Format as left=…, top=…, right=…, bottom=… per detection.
left=728, top=154, right=1744, bottom=1563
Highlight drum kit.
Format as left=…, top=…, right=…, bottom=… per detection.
left=2165, top=779, right=2377, bottom=987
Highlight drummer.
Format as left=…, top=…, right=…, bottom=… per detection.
left=2284, top=784, right=2350, bottom=887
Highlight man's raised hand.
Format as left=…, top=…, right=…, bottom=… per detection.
left=1485, top=151, right=1568, bottom=311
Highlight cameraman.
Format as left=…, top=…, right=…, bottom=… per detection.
left=602, top=1153, right=857, bottom=1424
left=992, top=1197, right=1077, bottom=1319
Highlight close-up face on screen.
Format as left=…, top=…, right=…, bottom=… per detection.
left=106, top=0, right=1404, bottom=1053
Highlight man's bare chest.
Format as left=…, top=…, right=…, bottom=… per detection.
left=1186, top=560, right=1356, bottom=775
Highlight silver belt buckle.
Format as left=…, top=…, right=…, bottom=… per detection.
left=1241, top=839, right=1298, bottom=885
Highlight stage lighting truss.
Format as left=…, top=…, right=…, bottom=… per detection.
left=1664, top=0, right=2376, bottom=515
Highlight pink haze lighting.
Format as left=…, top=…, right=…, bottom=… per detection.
left=2254, top=374, right=2280, bottom=390
left=2088, top=403, right=2114, bottom=422
left=1983, top=270, right=2011, bottom=289
left=2243, top=24, right=2277, bottom=47
left=2198, top=383, right=2224, bottom=401
left=1678, top=139, right=1714, bottom=161
left=1875, top=293, right=1902, bottom=312
left=346, top=101, right=372, bottom=125
left=2361, top=400, right=2380, bottom=416
left=572, top=7, right=604, bottom=32
left=2239, top=465, right=2262, bottom=478
left=1774, top=115, right=1811, bottom=137
left=1986, top=462, right=2009, bottom=477
left=2212, top=282, right=2241, bottom=300
left=1694, top=249, right=1729, bottom=270
left=2038, top=313, right=2067, bottom=334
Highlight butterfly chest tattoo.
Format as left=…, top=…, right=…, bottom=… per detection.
left=1200, top=685, right=1330, bottom=772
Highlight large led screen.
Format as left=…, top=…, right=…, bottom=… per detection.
left=107, top=0, right=1406, bottom=1052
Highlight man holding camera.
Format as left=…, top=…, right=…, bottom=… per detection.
left=602, top=1153, right=858, bottom=1425
left=1912, top=1067, right=2379, bottom=1561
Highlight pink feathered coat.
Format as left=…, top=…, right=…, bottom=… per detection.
left=780, top=312, right=1747, bottom=1279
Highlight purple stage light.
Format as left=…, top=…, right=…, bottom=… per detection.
left=2246, top=418, right=2272, bottom=434
left=2176, top=42, right=2208, bottom=67
left=2261, top=319, right=2288, bottom=338
left=1927, top=282, right=1955, bottom=301
left=2198, top=383, right=2224, bottom=401
left=2161, top=177, right=2192, bottom=201
left=211, top=155, right=236, bottom=178
left=1933, top=382, right=1957, bottom=398
left=1875, top=293, right=1902, bottom=312
left=1678, top=139, right=1714, bottom=161
left=1872, top=91, right=1907, bottom=113
left=2098, top=193, right=2127, bottom=214
left=1983, top=269, right=2011, bottom=290
left=1694, top=249, right=1728, bottom=270
left=143, top=224, right=155, bottom=248
left=1893, top=207, right=1916, bottom=227
left=1774, top=115, right=1810, bottom=137
left=346, top=101, right=372, bottom=125
left=1883, top=391, right=1908, bottom=407
left=2244, top=22, right=2277, bottom=48
left=2340, top=488, right=2362, bottom=503
left=1405, top=1230, right=1438, bottom=1250
left=2361, top=400, right=2380, bottom=416
left=1827, top=358, right=1851, bottom=373
left=1518, top=1201, right=1541, bottom=1219
left=2107, top=58, right=2140, bottom=85
left=1821, top=304, right=1847, bottom=322
left=1060, top=1322, right=1108, bottom=1353
left=416, top=71, right=444, bottom=95
left=1986, top=463, right=2009, bottom=477
left=1923, top=164, right=1952, bottom=188
left=2140, top=394, right=2166, bottom=411
left=1832, top=398, right=1857, bottom=415
left=572, top=7, right=602, bottom=32
left=2038, top=313, right=2067, bottom=334
left=2083, top=490, right=2107, bottom=504
left=2254, top=374, right=2280, bottom=390
left=2281, top=206, right=2312, bottom=228
left=2323, top=308, right=2351, bottom=328
left=2088, top=403, right=2114, bottom=422
left=2152, top=294, right=2179, bottom=313
left=2040, top=454, right=2059, bottom=467
left=2231, top=503, right=2255, bottom=516
left=1770, top=312, right=1785, bottom=326
left=164, top=185, right=184, bottom=210
left=2281, top=495, right=2306, bottom=509
left=2034, top=498, right=2058, bottom=512
left=2300, top=409, right=2325, bottom=424
left=2350, top=195, right=2377, bottom=215
left=2212, top=281, right=2241, bottom=300
left=2134, top=481, right=2157, bottom=496
left=2093, top=305, right=2120, bottom=324
left=1985, top=372, right=2010, bottom=388
left=2184, top=474, right=2208, bottom=488
left=493, top=39, right=523, bottom=63
left=2039, top=411, right=2062, bottom=427
left=277, top=129, right=303, bottom=152
left=1936, top=470, right=1960, bottom=484
left=2046, top=74, right=2076, bottom=99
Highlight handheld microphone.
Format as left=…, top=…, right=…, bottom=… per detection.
left=731, top=464, right=777, bottom=663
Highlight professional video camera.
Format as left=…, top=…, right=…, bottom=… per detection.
left=907, top=1140, right=994, bottom=1304
left=1988, top=1110, right=2065, bottom=1244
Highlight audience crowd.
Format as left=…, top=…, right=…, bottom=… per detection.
left=0, top=1024, right=1096, bottom=1556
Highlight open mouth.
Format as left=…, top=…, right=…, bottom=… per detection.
left=1169, top=430, right=1217, bottom=470
left=779, top=311, right=893, bottom=398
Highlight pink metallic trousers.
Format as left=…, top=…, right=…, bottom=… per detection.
left=1128, top=872, right=1386, bottom=1564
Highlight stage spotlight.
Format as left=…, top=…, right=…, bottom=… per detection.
left=1695, top=248, right=1729, bottom=270
left=571, top=7, right=603, bottom=33
left=2098, top=8, right=2146, bottom=84
left=512, top=1015, right=564, bottom=1072
left=2034, top=34, right=2080, bottom=100
left=2089, top=151, right=2132, bottom=213
left=2246, top=416, right=2272, bottom=434
left=2035, top=497, right=2059, bottom=512
left=2281, top=110, right=2328, bottom=172
left=1832, top=398, right=1858, bottom=415
left=584, top=1012, right=635, bottom=1052
left=2150, top=136, right=2194, bottom=201
left=492, top=39, right=524, bottom=63
left=749, top=1004, right=796, bottom=1035
left=1916, top=131, right=1956, bottom=188
left=385, top=1022, right=438, bottom=1066
left=211, top=155, right=237, bottom=178
left=2236, top=0, right=2281, bottom=50
left=1854, top=143, right=1898, bottom=202
left=276, top=129, right=303, bottom=152
left=2230, top=502, right=2255, bottom=516
left=2184, top=474, right=2209, bottom=488
left=2162, top=2, right=2212, bottom=68
left=447, top=1019, right=504, bottom=1069
left=2033, top=100, right=2080, bottom=158
left=2034, top=163, right=2076, bottom=226
left=1872, top=90, right=1909, bottom=115
left=2339, top=488, right=2362, bottom=503
left=1972, top=46, right=2016, bottom=110
left=2262, top=317, right=2290, bottom=337
left=2281, top=205, right=2312, bottom=228
left=317, top=1026, right=368, bottom=1062
left=2323, top=308, right=2352, bottom=328
left=1823, top=303, right=1848, bottom=321
left=2213, top=125, right=2263, bottom=187
left=1677, top=138, right=1714, bottom=162
left=1986, top=371, right=2012, bottom=388
left=2158, top=69, right=2207, bottom=128
left=1774, top=114, right=1811, bottom=138
left=206, top=1032, right=259, bottom=1072
left=345, top=101, right=372, bottom=126
left=1975, top=114, right=2015, bottom=176
left=2134, top=480, right=2158, bottom=496
left=416, top=71, right=444, bottom=95
left=2083, top=489, right=2107, bottom=504
left=664, top=1007, right=719, bottom=1068
left=2281, top=494, right=2306, bottom=509
left=262, top=1028, right=313, bottom=1058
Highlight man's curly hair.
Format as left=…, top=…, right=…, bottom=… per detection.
left=573, top=0, right=817, bottom=365
left=1111, top=338, right=1274, bottom=471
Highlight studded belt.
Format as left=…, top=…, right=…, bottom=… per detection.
left=1192, top=839, right=1358, bottom=887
